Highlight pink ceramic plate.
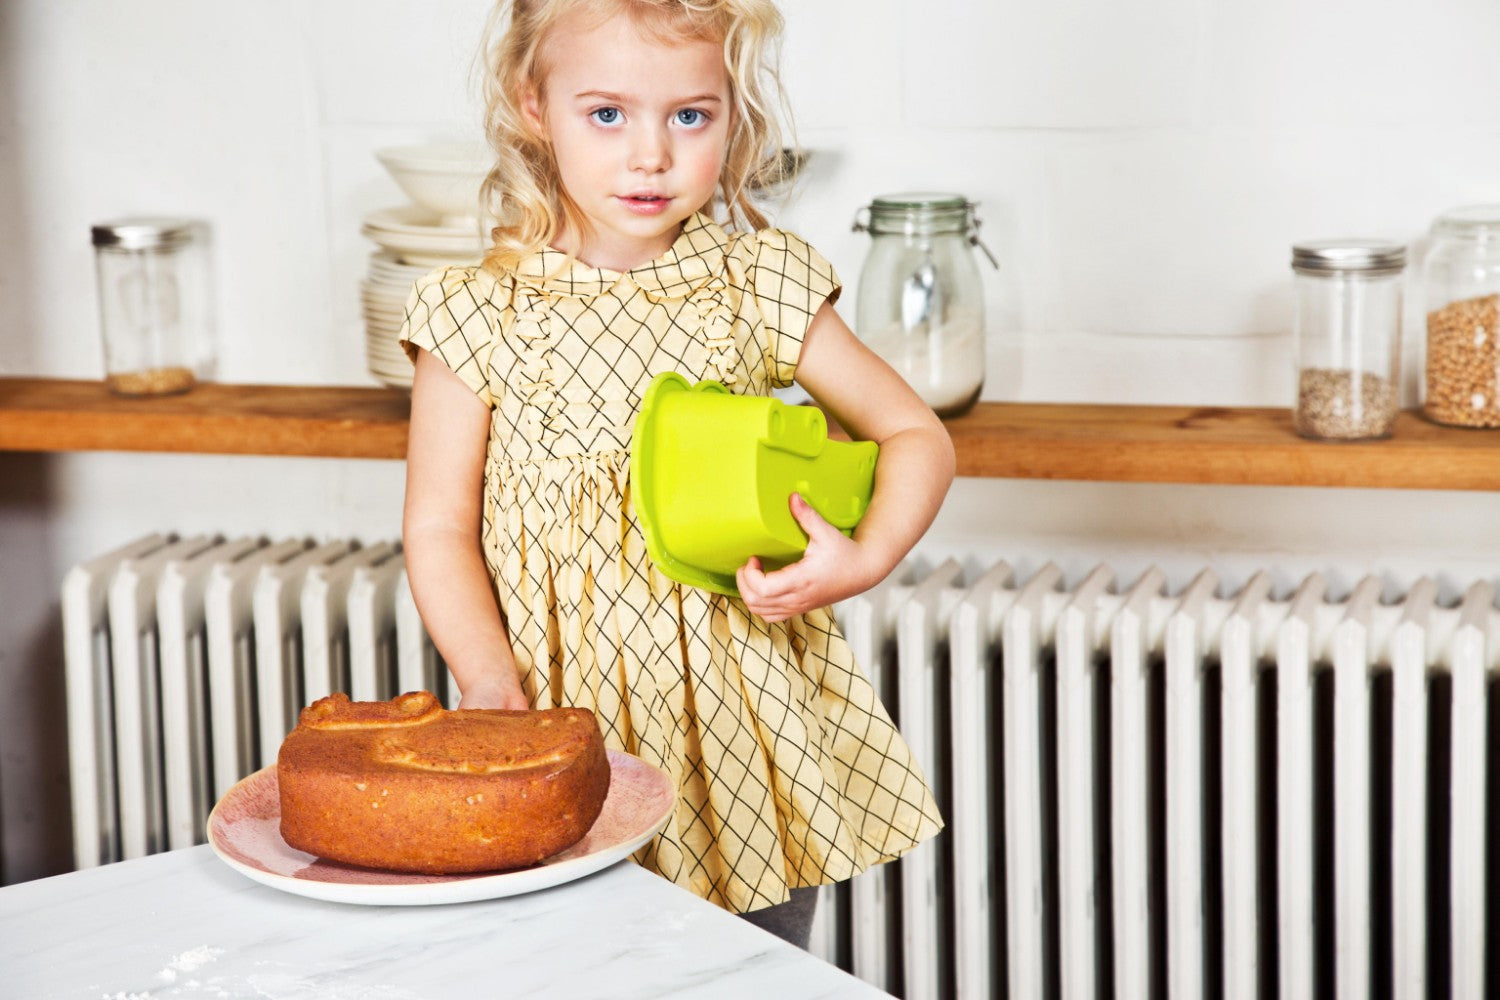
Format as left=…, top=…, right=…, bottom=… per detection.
left=207, top=750, right=675, bottom=906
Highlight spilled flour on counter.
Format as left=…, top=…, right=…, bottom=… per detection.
left=237, top=968, right=426, bottom=999
left=157, top=946, right=226, bottom=983
left=106, top=951, right=421, bottom=999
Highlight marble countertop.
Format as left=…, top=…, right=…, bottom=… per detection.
left=1, top=846, right=888, bottom=999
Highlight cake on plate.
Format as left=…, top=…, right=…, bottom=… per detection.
left=277, top=691, right=610, bottom=874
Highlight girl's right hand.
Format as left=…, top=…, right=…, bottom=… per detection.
left=737, top=493, right=880, bottom=622
left=457, top=672, right=530, bottom=711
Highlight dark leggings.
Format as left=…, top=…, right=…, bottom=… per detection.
left=736, top=886, right=820, bottom=950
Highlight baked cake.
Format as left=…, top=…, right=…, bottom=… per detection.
left=277, top=691, right=610, bottom=874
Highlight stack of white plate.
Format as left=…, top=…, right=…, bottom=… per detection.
left=359, top=206, right=487, bottom=390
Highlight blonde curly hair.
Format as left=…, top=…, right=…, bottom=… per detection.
left=477, top=0, right=790, bottom=269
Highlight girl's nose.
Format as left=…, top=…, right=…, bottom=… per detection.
left=629, top=126, right=671, bottom=173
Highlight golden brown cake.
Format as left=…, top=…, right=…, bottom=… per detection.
left=277, top=691, right=610, bottom=874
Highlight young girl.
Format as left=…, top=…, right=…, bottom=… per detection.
left=400, top=0, right=954, bottom=946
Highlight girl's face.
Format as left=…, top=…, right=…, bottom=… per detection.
left=526, top=10, right=732, bottom=271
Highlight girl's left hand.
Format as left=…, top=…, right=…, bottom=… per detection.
left=736, top=493, right=881, bottom=623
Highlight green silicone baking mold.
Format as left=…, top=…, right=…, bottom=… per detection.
left=631, top=372, right=880, bottom=596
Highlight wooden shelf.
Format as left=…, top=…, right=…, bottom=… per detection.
left=0, top=378, right=410, bottom=460
left=1, top=378, right=1497, bottom=489
left=941, top=403, right=1500, bottom=491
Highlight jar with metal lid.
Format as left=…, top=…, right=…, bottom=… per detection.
left=1290, top=239, right=1404, bottom=440
left=853, top=193, right=997, bottom=417
left=1421, top=205, right=1500, bottom=427
left=91, top=217, right=212, bottom=396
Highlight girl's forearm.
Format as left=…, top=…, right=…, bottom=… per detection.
left=404, top=525, right=521, bottom=698
left=851, top=422, right=956, bottom=580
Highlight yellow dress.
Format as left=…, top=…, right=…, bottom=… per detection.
left=400, top=212, right=942, bottom=913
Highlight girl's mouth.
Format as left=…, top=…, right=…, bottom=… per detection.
left=620, top=194, right=672, bottom=216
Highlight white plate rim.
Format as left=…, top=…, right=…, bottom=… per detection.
left=361, top=234, right=484, bottom=262
left=363, top=275, right=419, bottom=291
left=207, top=750, right=675, bottom=906
left=367, top=256, right=432, bottom=275
left=362, top=205, right=484, bottom=240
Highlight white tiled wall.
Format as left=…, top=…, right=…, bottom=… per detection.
left=3, top=0, right=1499, bottom=882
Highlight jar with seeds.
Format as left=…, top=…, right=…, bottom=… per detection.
left=1290, top=239, right=1404, bottom=441
left=91, top=218, right=213, bottom=396
left=1421, top=205, right=1500, bottom=427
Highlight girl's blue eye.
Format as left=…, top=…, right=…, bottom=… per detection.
left=591, top=107, right=622, bottom=125
left=675, top=109, right=706, bottom=128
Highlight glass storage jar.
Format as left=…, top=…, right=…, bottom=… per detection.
left=853, top=193, right=997, bottom=417
left=1421, top=205, right=1500, bottom=427
left=91, top=217, right=211, bottom=396
left=1290, top=239, right=1405, bottom=441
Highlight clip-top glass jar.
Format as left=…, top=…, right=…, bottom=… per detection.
left=853, top=193, right=997, bottom=417
left=1290, top=239, right=1405, bottom=441
left=1421, top=205, right=1500, bottom=427
left=91, top=217, right=211, bottom=396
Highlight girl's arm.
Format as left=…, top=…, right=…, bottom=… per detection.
left=735, top=301, right=956, bottom=622
left=402, top=348, right=528, bottom=709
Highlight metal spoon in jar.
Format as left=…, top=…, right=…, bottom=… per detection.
left=900, top=255, right=945, bottom=375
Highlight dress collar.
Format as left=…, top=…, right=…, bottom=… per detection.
left=513, top=212, right=730, bottom=302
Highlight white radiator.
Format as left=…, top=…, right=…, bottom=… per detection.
left=62, top=541, right=1498, bottom=999
left=816, top=559, right=1498, bottom=1000
left=61, top=534, right=450, bottom=868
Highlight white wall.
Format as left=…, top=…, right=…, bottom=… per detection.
left=2, top=0, right=1498, bottom=883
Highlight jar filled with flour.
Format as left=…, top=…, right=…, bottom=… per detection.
left=1290, top=239, right=1405, bottom=440
left=853, top=193, right=997, bottom=417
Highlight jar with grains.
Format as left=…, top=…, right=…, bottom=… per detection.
left=91, top=218, right=213, bottom=396
left=1290, top=239, right=1404, bottom=441
left=1422, top=205, right=1500, bottom=427
left=853, top=193, right=998, bottom=417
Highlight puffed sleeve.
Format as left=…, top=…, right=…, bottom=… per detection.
left=746, top=229, right=842, bottom=388
left=399, top=265, right=502, bottom=408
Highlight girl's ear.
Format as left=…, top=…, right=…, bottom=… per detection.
left=520, top=80, right=547, bottom=137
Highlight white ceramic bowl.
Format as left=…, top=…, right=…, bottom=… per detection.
left=375, top=143, right=491, bottom=226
